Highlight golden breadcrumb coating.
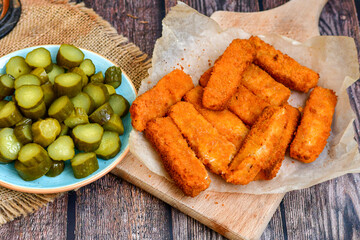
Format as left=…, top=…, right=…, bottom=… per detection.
left=145, top=117, right=210, bottom=197
left=130, top=69, right=194, bottom=131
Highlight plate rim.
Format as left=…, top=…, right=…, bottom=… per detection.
left=0, top=44, right=137, bottom=194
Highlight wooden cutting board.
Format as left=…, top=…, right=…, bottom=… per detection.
left=111, top=0, right=328, bottom=239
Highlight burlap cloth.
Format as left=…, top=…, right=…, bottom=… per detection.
left=0, top=0, right=149, bottom=225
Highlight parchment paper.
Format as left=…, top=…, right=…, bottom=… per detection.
left=129, top=2, right=360, bottom=194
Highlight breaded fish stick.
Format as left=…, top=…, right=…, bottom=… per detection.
left=225, top=106, right=288, bottom=185
left=184, top=86, right=249, bottom=150
left=290, top=87, right=337, bottom=163
left=199, top=67, right=213, bottom=87
left=130, top=69, right=194, bottom=131
left=241, top=64, right=291, bottom=106
left=250, top=36, right=319, bottom=93
left=145, top=117, right=210, bottom=197
left=227, top=84, right=269, bottom=126
left=256, top=105, right=300, bottom=180
left=169, top=102, right=237, bottom=175
left=202, top=39, right=255, bottom=110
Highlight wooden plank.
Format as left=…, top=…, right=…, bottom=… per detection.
left=82, top=0, right=164, bottom=57
left=74, top=173, right=172, bottom=239
left=0, top=194, right=68, bottom=239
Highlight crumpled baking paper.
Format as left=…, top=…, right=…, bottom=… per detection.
left=129, top=2, right=360, bottom=194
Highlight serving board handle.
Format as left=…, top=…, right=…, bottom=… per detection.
left=211, top=0, right=328, bottom=42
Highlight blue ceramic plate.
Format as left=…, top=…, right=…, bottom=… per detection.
left=0, top=45, right=136, bottom=193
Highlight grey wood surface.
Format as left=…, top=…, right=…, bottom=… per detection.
left=1, top=0, right=360, bottom=239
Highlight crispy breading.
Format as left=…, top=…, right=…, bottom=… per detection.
left=145, top=117, right=210, bottom=197
left=184, top=86, right=249, bottom=150
left=199, top=67, right=212, bottom=87
left=256, top=105, right=300, bottom=180
left=202, top=39, right=255, bottom=110
left=227, top=84, right=269, bottom=126
left=241, top=64, right=291, bottom=106
left=168, top=102, right=237, bottom=175
left=250, top=36, right=319, bottom=93
left=224, top=106, right=288, bottom=185
left=290, top=86, right=337, bottom=163
left=130, top=69, right=194, bottom=131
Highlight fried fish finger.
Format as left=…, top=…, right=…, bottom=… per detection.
left=256, top=105, right=300, bottom=180
left=227, top=84, right=269, bottom=125
left=145, top=117, right=210, bottom=197
left=250, top=36, right=319, bottom=93
left=130, top=69, right=194, bottom=131
left=202, top=39, right=255, bottom=110
left=169, top=102, right=237, bottom=175
left=241, top=64, right=291, bottom=106
left=290, top=86, right=337, bottom=163
left=199, top=67, right=213, bottom=87
left=225, top=106, right=288, bottom=185
left=184, top=86, right=249, bottom=150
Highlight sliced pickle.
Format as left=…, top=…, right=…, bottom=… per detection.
left=64, top=107, right=89, bottom=128
left=54, top=72, right=82, bottom=98
left=105, top=66, right=122, bottom=88
left=48, top=95, right=74, bottom=122
left=95, top=131, right=121, bottom=160
left=6, top=56, right=32, bottom=79
left=45, top=160, right=65, bottom=177
left=90, top=71, right=104, bottom=83
left=70, top=67, right=88, bottom=87
left=103, top=114, right=124, bottom=135
left=0, top=101, right=23, bottom=127
left=71, top=152, right=99, bottom=179
left=48, top=64, right=65, bottom=84
left=0, top=100, right=8, bottom=109
left=0, top=74, right=15, bottom=98
left=32, top=118, right=61, bottom=147
left=56, top=44, right=84, bottom=69
left=72, top=123, right=103, bottom=152
left=89, top=102, right=113, bottom=125
left=41, top=82, right=56, bottom=107
left=15, top=85, right=44, bottom=109
left=0, top=128, right=22, bottom=163
left=83, top=83, right=109, bottom=109
left=31, top=67, right=49, bottom=84
left=20, top=101, right=46, bottom=120
left=47, top=135, right=75, bottom=161
left=108, top=94, right=130, bottom=117
left=104, top=84, right=116, bottom=95
left=14, top=124, right=33, bottom=145
left=14, top=74, right=41, bottom=89
left=15, top=117, right=32, bottom=126
left=59, top=123, right=69, bottom=136
left=79, top=59, right=95, bottom=76
left=25, top=47, right=52, bottom=70
left=70, top=92, right=95, bottom=115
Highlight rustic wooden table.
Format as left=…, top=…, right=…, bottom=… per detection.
left=1, top=0, right=360, bottom=239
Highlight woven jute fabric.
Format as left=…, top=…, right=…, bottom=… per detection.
left=0, top=0, right=150, bottom=225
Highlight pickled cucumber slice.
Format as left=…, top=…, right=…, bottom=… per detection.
left=0, top=74, right=14, bottom=98
left=20, top=101, right=46, bottom=120
left=56, top=44, right=84, bottom=69
left=105, top=66, right=122, bottom=88
left=90, top=71, right=104, bottom=83
left=70, top=92, right=95, bottom=115
left=15, top=143, right=51, bottom=181
left=14, top=124, right=33, bottom=145
left=15, top=85, right=44, bottom=109
left=0, top=100, right=8, bottom=109
left=41, top=82, right=56, bottom=107
left=71, top=152, right=99, bottom=179
left=104, top=84, right=116, bottom=95
left=89, top=102, right=113, bottom=125
left=48, top=95, right=74, bottom=122
left=95, top=131, right=121, bottom=160
left=45, top=160, right=65, bottom=177
left=54, top=72, right=82, bottom=98
left=6, top=56, right=32, bottom=79
left=72, top=123, right=103, bottom=152
left=48, top=64, right=65, bottom=84
left=109, top=94, right=130, bottom=117
left=14, top=74, right=41, bottom=89
left=64, top=107, right=89, bottom=128
left=25, top=47, right=52, bottom=70
left=31, top=67, right=49, bottom=84
left=0, top=101, right=23, bottom=127
left=83, top=83, right=109, bottom=108
left=47, top=135, right=75, bottom=161
left=59, top=123, right=69, bottom=136
left=103, top=114, right=124, bottom=135
left=15, top=117, right=32, bottom=126
left=70, top=67, right=88, bottom=87
left=79, top=59, right=95, bottom=76
left=0, top=128, right=22, bottom=163
left=32, top=118, right=61, bottom=147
